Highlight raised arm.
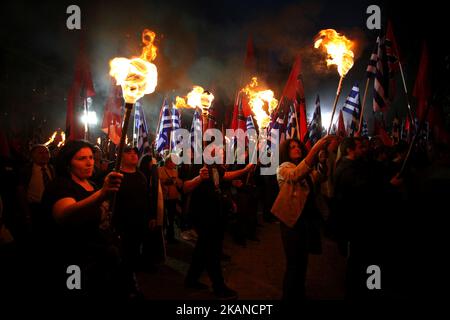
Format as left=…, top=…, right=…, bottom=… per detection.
left=223, top=164, right=254, bottom=181
left=183, top=166, right=209, bottom=194
left=278, top=136, right=335, bottom=183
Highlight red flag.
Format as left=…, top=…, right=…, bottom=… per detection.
left=374, top=118, right=394, bottom=146
left=413, top=42, right=431, bottom=121
left=244, top=35, right=256, bottom=72
left=386, top=20, right=400, bottom=100
left=280, top=55, right=307, bottom=141
left=337, top=110, right=347, bottom=138
left=231, top=93, right=248, bottom=132
left=299, top=102, right=308, bottom=142
left=281, top=55, right=304, bottom=108
left=207, top=103, right=218, bottom=130
left=66, top=39, right=96, bottom=140
left=232, top=35, right=256, bottom=131
left=102, top=81, right=123, bottom=145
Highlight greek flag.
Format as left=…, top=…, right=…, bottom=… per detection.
left=246, top=115, right=255, bottom=131
left=266, top=109, right=285, bottom=151
left=373, top=35, right=389, bottom=112
left=156, top=100, right=172, bottom=154
left=342, top=83, right=360, bottom=118
left=190, top=108, right=202, bottom=157
left=361, top=119, right=369, bottom=137
left=285, top=106, right=297, bottom=140
left=309, top=95, right=322, bottom=145
left=171, top=104, right=182, bottom=151
left=366, top=37, right=379, bottom=78
left=135, top=102, right=150, bottom=155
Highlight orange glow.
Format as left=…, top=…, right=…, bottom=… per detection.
left=241, top=77, right=278, bottom=129
left=44, top=131, right=57, bottom=146
left=314, top=29, right=354, bottom=77
left=57, top=132, right=66, bottom=148
left=109, top=29, right=158, bottom=104
left=176, top=86, right=214, bottom=113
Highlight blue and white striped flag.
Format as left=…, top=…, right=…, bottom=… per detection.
left=190, top=108, right=202, bottom=157
left=266, top=110, right=285, bottom=151
left=135, top=102, right=150, bottom=155
left=133, top=102, right=141, bottom=146
left=366, top=37, right=379, bottom=78
left=156, top=100, right=172, bottom=154
left=309, top=95, right=322, bottom=146
left=361, top=119, right=369, bottom=137
left=246, top=115, right=255, bottom=131
left=171, top=104, right=182, bottom=151
left=285, top=106, right=297, bottom=140
left=342, top=83, right=360, bottom=118
left=373, top=35, right=389, bottom=112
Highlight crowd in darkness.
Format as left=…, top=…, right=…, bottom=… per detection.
left=1, top=131, right=449, bottom=302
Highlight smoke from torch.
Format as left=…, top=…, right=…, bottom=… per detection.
left=314, top=29, right=355, bottom=133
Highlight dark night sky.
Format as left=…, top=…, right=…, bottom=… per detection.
left=1, top=0, right=448, bottom=139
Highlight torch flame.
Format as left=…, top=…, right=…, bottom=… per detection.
left=140, top=29, right=157, bottom=62
left=57, top=132, right=65, bottom=148
left=242, top=77, right=278, bottom=129
left=176, top=86, right=214, bottom=113
left=44, top=131, right=58, bottom=146
left=109, top=29, right=158, bottom=104
left=314, top=29, right=354, bottom=77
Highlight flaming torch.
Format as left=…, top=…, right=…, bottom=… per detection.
left=240, top=77, right=278, bottom=164
left=57, top=132, right=66, bottom=148
left=242, top=77, right=278, bottom=131
left=109, top=29, right=158, bottom=170
left=177, top=86, right=215, bottom=147
left=44, top=131, right=58, bottom=146
left=314, top=29, right=354, bottom=134
left=185, top=86, right=214, bottom=133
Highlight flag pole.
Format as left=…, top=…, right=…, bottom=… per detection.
left=398, top=60, right=415, bottom=126
left=399, top=101, right=431, bottom=177
left=328, top=76, right=344, bottom=134
left=357, top=77, right=370, bottom=134
left=83, top=97, right=89, bottom=140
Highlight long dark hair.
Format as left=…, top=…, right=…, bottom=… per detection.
left=279, top=138, right=308, bottom=165
left=55, top=140, right=95, bottom=178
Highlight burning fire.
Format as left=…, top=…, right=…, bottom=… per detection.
left=44, top=131, right=57, bottom=146
left=176, top=86, right=214, bottom=113
left=57, top=132, right=66, bottom=148
left=109, top=29, right=158, bottom=104
left=44, top=130, right=65, bottom=147
left=242, top=77, right=278, bottom=129
left=314, top=29, right=354, bottom=77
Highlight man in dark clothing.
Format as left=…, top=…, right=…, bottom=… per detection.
left=183, top=160, right=254, bottom=299
left=17, top=144, right=55, bottom=242
left=113, top=146, right=156, bottom=294
left=333, top=137, right=384, bottom=299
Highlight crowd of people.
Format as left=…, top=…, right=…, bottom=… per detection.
left=1, top=132, right=449, bottom=302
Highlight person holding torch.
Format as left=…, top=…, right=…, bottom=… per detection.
left=40, top=140, right=126, bottom=300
